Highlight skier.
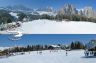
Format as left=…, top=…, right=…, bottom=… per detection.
left=86, top=51, right=89, bottom=56
left=66, top=50, right=68, bottom=56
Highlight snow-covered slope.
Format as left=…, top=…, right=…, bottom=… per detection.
left=1, top=19, right=96, bottom=34
left=15, top=19, right=96, bottom=34
left=0, top=50, right=96, bottom=63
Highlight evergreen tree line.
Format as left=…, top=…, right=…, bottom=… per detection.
left=17, top=13, right=55, bottom=21
left=55, top=14, right=96, bottom=22
left=2, top=45, right=56, bottom=53
left=0, top=41, right=86, bottom=56
left=0, top=10, right=15, bottom=25
left=1, top=41, right=85, bottom=54
left=18, top=13, right=96, bottom=23
left=70, top=41, right=85, bottom=49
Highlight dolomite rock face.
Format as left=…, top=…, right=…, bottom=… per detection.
left=81, top=7, right=96, bottom=18
left=58, top=4, right=96, bottom=19
left=58, top=4, right=78, bottom=15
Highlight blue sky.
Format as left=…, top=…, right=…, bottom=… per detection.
left=0, top=34, right=96, bottom=47
left=0, top=0, right=96, bottom=9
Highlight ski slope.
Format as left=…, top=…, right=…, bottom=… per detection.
left=17, top=19, right=96, bottom=34
left=0, top=50, right=96, bottom=63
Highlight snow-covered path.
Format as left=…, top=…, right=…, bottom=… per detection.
left=0, top=50, right=96, bottom=63
left=18, top=19, right=96, bottom=34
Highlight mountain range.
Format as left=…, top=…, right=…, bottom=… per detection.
left=0, top=4, right=96, bottom=18
left=58, top=4, right=96, bottom=19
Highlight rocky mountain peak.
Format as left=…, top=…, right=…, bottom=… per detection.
left=58, top=4, right=78, bottom=15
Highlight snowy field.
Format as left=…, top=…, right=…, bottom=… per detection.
left=17, top=19, right=96, bottom=34
left=1, top=19, right=96, bottom=34
left=0, top=50, right=96, bottom=63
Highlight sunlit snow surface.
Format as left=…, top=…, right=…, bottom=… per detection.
left=0, top=50, right=96, bottom=63
left=18, top=19, right=96, bottom=34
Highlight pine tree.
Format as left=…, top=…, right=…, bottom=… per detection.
left=71, top=42, right=75, bottom=49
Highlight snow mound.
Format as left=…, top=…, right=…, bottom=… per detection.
left=9, top=12, right=18, bottom=18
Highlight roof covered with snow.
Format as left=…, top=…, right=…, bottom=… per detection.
left=50, top=45, right=60, bottom=48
